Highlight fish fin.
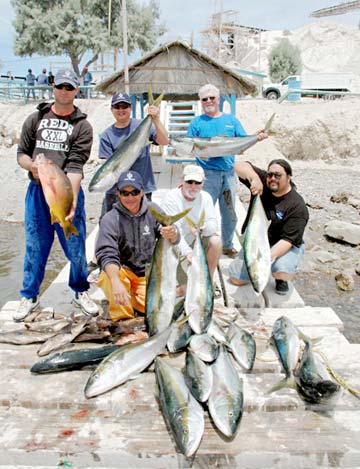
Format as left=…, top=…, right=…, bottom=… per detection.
left=50, top=210, right=57, bottom=225
left=264, top=113, right=276, bottom=135
left=148, top=206, right=191, bottom=226
left=63, top=223, right=79, bottom=240
left=267, top=376, right=295, bottom=394
left=184, top=210, right=205, bottom=231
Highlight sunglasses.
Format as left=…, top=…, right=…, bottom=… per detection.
left=201, top=96, right=216, bottom=102
left=112, top=103, right=131, bottom=110
left=266, top=172, right=283, bottom=180
left=54, top=84, right=75, bottom=91
left=119, top=189, right=141, bottom=197
left=185, top=180, right=202, bottom=185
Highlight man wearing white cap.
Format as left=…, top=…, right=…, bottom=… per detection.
left=161, top=164, right=222, bottom=297
left=187, top=83, right=266, bottom=259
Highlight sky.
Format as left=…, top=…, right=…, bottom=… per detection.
left=0, top=0, right=359, bottom=78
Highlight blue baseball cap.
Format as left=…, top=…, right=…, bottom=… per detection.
left=111, top=92, right=131, bottom=106
left=54, top=69, right=79, bottom=88
left=117, top=171, right=144, bottom=191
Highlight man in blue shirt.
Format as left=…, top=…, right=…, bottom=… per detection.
left=82, top=66, right=93, bottom=98
left=187, top=84, right=265, bottom=258
left=26, top=69, right=36, bottom=101
left=37, top=68, right=48, bottom=99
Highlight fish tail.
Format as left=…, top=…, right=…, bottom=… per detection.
left=184, top=210, right=205, bottom=231
left=267, top=376, right=295, bottom=394
left=264, top=113, right=276, bottom=135
left=148, top=206, right=192, bottom=226
left=63, top=223, right=79, bottom=240
left=148, top=85, right=163, bottom=107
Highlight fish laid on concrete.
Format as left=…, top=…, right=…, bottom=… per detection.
left=184, top=214, right=214, bottom=334
left=184, top=351, right=213, bottom=403
left=208, top=345, right=244, bottom=438
left=30, top=345, right=119, bottom=374
left=167, top=313, right=193, bottom=353
left=146, top=207, right=191, bottom=336
left=227, top=323, right=256, bottom=372
left=25, top=318, right=71, bottom=334
left=88, top=88, right=163, bottom=192
left=36, top=153, right=79, bottom=239
left=188, top=333, right=219, bottom=363
left=155, top=357, right=204, bottom=457
left=170, top=114, right=274, bottom=159
left=294, top=341, right=341, bottom=405
left=85, top=324, right=173, bottom=398
left=0, top=329, right=58, bottom=345
left=243, top=194, right=271, bottom=294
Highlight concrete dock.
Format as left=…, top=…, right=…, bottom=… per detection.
left=0, top=162, right=359, bottom=468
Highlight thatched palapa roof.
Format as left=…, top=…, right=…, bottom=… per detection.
left=96, top=40, right=257, bottom=100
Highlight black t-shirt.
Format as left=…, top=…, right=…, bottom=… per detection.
left=239, top=165, right=309, bottom=247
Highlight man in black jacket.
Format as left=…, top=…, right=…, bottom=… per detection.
left=230, top=159, right=309, bottom=295
left=14, top=69, right=98, bottom=321
left=96, top=170, right=179, bottom=322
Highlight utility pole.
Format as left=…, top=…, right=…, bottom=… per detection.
left=122, top=0, right=130, bottom=93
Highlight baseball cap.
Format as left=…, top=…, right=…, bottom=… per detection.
left=117, top=171, right=144, bottom=191
left=183, top=164, right=205, bottom=183
left=111, top=92, right=131, bottom=106
left=54, top=69, right=79, bottom=88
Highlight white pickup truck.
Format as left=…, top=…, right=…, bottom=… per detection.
left=262, top=73, right=354, bottom=100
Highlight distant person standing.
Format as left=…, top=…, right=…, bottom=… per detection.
left=14, top=68, right=99, bottom=321
left=82, top=66, right=93, bottom=98
left=26, top=68, right=36, bottom=101
left=37, top=68, right=48, bottom=99
left=48, top=71, right=55, bottom=99
left=186, top=83, right=267, bottom=259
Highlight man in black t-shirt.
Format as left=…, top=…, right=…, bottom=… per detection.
left=229, top=159, right=309, bottom=295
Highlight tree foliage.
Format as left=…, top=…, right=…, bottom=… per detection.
left=11, top=0, right=166, bottom=77
left=268, top=39, right=302, bottom=82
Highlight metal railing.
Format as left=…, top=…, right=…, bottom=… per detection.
left=0, top=84, right=103, bottom=102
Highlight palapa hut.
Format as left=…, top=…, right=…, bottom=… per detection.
left=96, top=40, right=257, bottom=108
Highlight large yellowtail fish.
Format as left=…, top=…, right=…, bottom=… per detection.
left=36, top=153, right=79, bottom=240
left=170, top=113, right=275, bottom=159
left=243, top=194, right=271, bottom=294
left=88, top=87, right=163, bottom=192
left=146, top=206, right=191, bottom=336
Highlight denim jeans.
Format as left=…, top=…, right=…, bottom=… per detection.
left=202, top=168, right=237, bottom=249
left=21, top=182, right=89, bottom=298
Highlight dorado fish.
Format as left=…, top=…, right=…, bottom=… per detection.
left=84, top=323, right=173, bottom=398
left=30, top=344, right=119, bottom=374
left=146, top=206, right=191, bottom=336
left=184, top=214, right=214, bottom=334
left=184, top=351, right=213, bottom=403
left=155, top=357, right=204, bottom=457
left=170, top=113, right=274, bottom=159
left=294, top=341, right=341, bottom=405
left=243, top=194, right=271, bottom=294
left=208, top=345, right=244, bottom=438
left=88, top=88, right=163, bottom=192
left=227, top=323, right=256, bottom=372
left=36, top=153, right=79, bottom=239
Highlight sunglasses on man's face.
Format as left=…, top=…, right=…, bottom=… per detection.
left=185, top=180, right=202, bottom=185
left=119, top=189, right=141, bottom=197
left=112, top=103, right=131, bottom=110
left=266, top=172, right=283, bottom=180
left=201, top=96, right=216, bottom=102
left=54, top=84, right=75, bottom=91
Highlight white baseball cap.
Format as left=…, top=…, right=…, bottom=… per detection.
left=183, top=164, right=205, bottom=183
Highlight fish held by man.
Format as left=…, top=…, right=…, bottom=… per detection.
left=170, top=113, right=275, bottom=159
left=243, top=194, right=271, bottom=294
left=145, top=206, right=191, bottom=336
left=88, top=88, right=163, bottom=192
left=36, top=153, right=79, bottom=240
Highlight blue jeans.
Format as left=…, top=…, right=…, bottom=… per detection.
left=203, top=168, right=237, bottom=249
left=21, top=182, right=89, bottom=298
left=228, top=244, right=305, bottom=281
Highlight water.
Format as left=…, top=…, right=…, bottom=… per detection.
left=0, top=221, right=65, bottom=306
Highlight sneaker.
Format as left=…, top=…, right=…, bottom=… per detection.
left=222, top=247, right=238, bottom=259
left=73, top=291, right=99, bottom=317
left=13, top=296, right=39, bottom=322
left=87, top=260, right=98, bottom=274
left=275, top=279, right=289, bottom=295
